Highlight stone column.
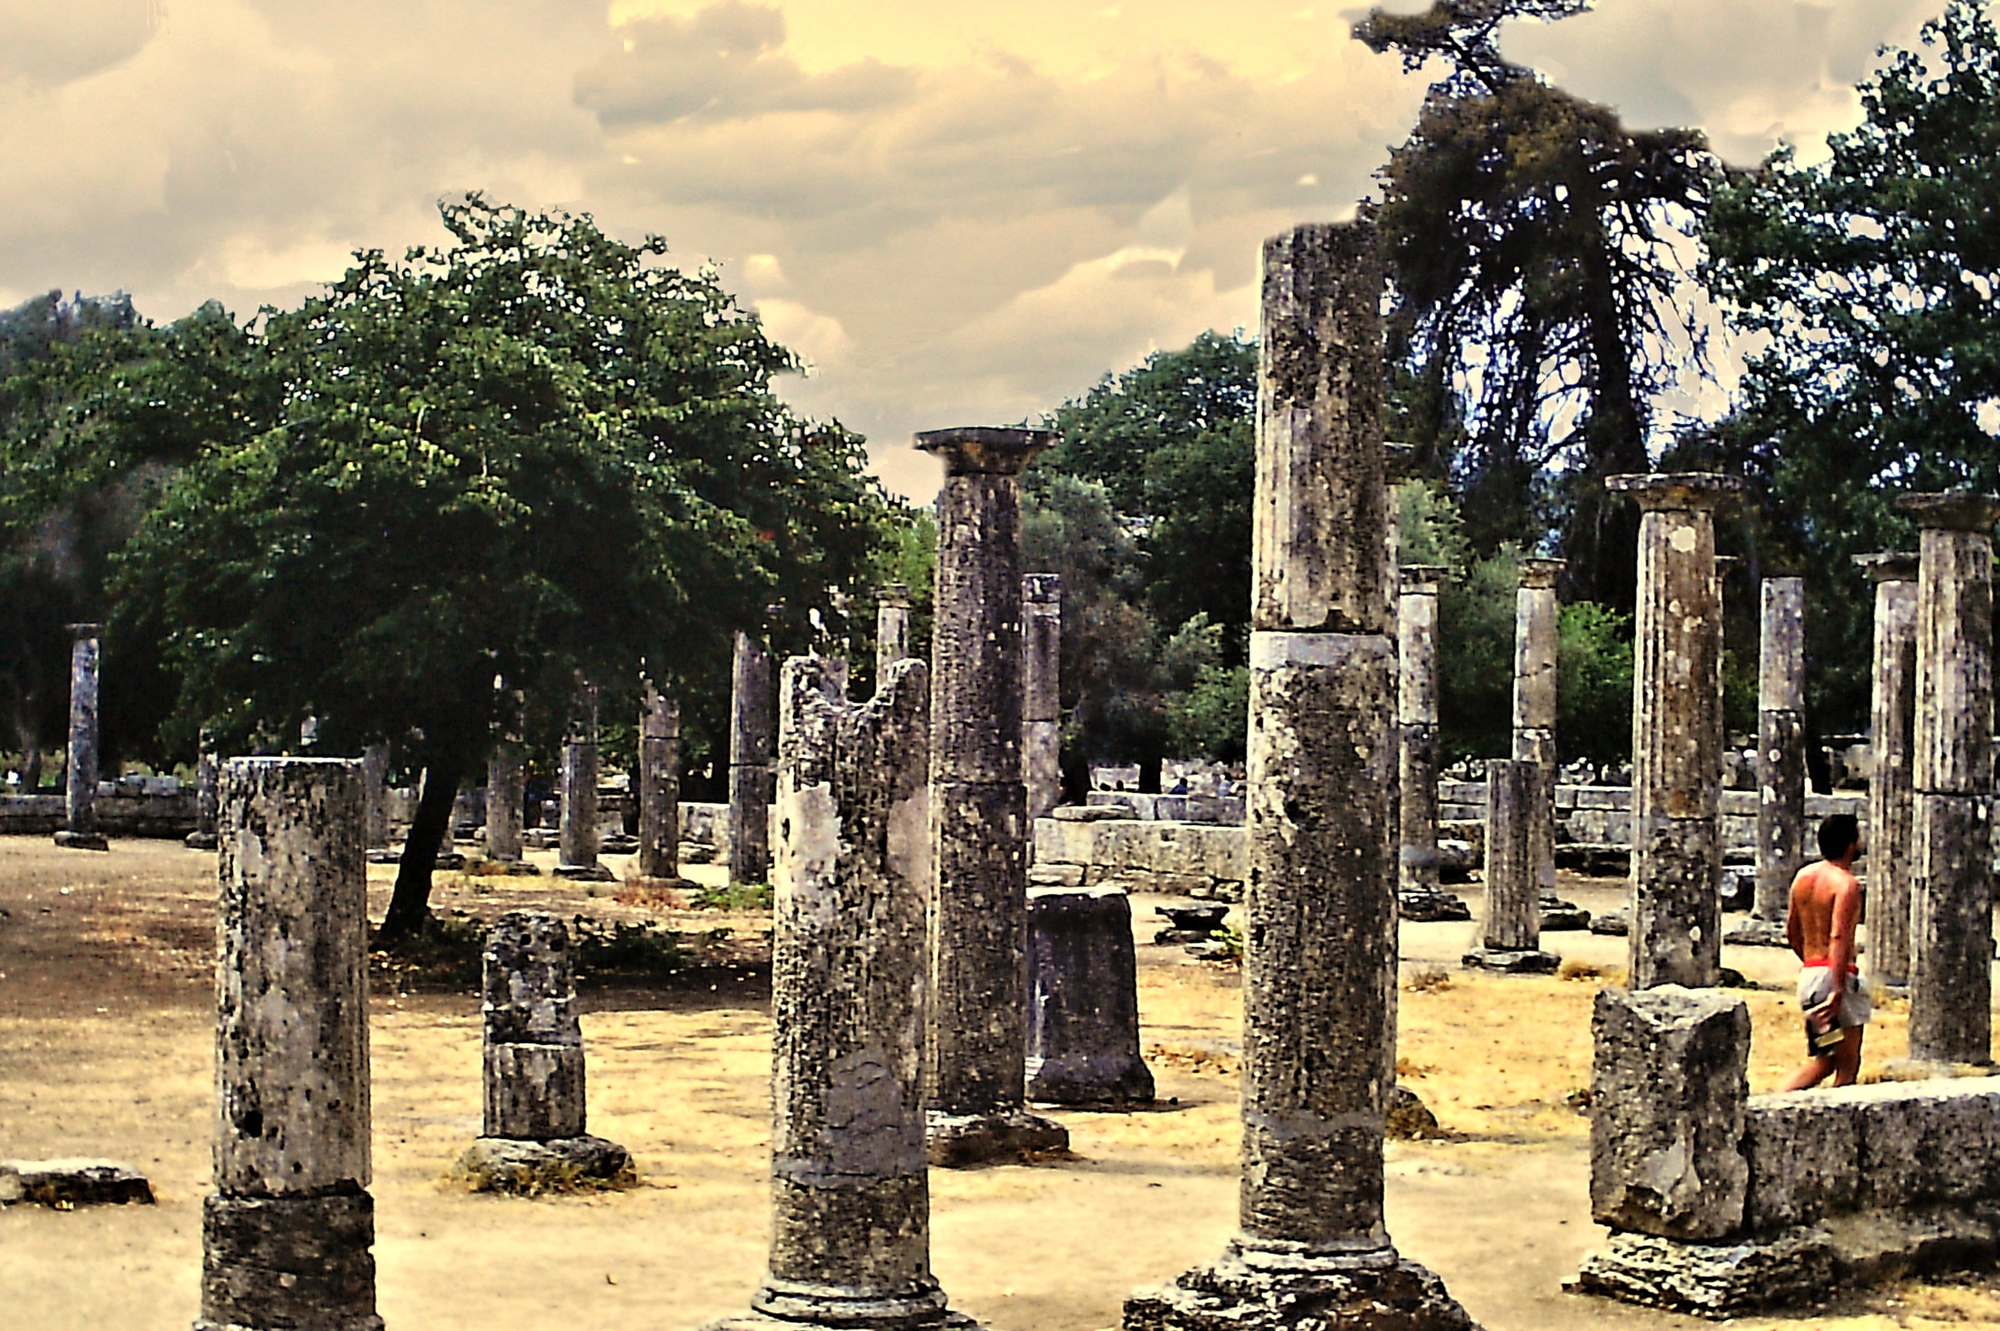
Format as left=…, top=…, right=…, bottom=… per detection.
left=1125, top=222, right=1471, bottom=1330
left=361, top=743, right=391, bottom=850
left=1513, top=558, right=1578, bottom=921
left=638, top=683, right=683, bottom=883
left=1465, top=758, right=1558, bottom=972
left=1396, top=566, right=1464, bottom=922
left=1023, top=573, right=1063, bottom=821
left=185, top=727, right=220, bottom=850
left=1855, top=553, right=1919, bottom=990
left=485, top=741, right=532, bottom=873
left=1753, top=577, right=1807, bottom=925
left=916, top=425, right=1068, bottom=1167
left=556, top=682, right=613, bottom=881
left=875, top=583, right=912, bottom=685
left=1900, top=493, right=2000, bottom=1068
left=199, top=757, right=381, bottom=1331
left=54, top=622, right=107, bottom=851
left=705, top=655, right=973, bottom=1331
left=1609, top=473, right=1739, bottom=991
left=729, top=630, right=775, bottom=888
left=1025, top=886, right=1154, bottom=1104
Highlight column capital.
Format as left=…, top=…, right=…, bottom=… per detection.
left=1518, top=557, right=1565, bottom=591
left=876, top=582, right=910, bottom=609
left=1854, top=551, right=1920, bottom=583
left=1896, top=491, right=2000, bottom=533
left=1023, top=572, right=1062, bottom=604
left=64, top=622, right=104, bottom=639
left=1399, top=564, right=1448, bottom=595
left=914, top=426, right=1055, bottom=477
left=1607, top=472, right=1742, bottom=511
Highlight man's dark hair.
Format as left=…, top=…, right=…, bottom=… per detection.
left=1818, top=813, right=1861, bottom=861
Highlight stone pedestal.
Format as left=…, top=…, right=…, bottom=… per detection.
left=361, top=743, right=390, bottom=850
left=729, top=630, right=775, bottom=888
left=1124, top=222, right=1472, bottom=1331
left=638, top=685, right=683, bottom=882
left=918, top=427, right=1068, bottom=1167
left=1397, top=566, right=1467, bottom=922
left=1465, top=759, right=1557, bottom=973
left=1609, top=473, right=1739, bottom=990
left=484, top=742, right=534, bottom=873
left=1025, top=887, right=1153, bottom=1105
left=1512, top=558, right=1577, bottom=920
left=705, top=656, right=981, bottom=1331
left=1856, top=554, right=1919, bottom=990
left=1023, top=574, right=1063, bottom=821
left=185, top=729, right=220, bottom=850
left=54, top=623, right=107, bottom=851
left=875, top=582, right=913, bottom=686
left=556, top=683, right=614, bottom=882
left=200, top=757, right=382, bottom=1331
left=1900, top=493, right=2000, bottom=1068
left=1754, top=578, right=1806, bottom=923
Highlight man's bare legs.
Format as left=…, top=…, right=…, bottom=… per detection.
left=1782, top=1026, right=1864, bottom=1090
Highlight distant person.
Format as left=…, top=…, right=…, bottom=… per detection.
left=1169, top=776, right=1188, bottom=795
left=1782, top=813, right=1869, bottom=1090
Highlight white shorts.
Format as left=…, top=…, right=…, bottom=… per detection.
left=1798, top=965, right=1872, bottom=1028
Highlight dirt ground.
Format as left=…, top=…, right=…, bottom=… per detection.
left=2, top=836, right=1998, bottom=1330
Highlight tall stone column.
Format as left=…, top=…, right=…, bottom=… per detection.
left=1609, top=474, right=1738, bottom=990
left=1125, top=223, right=1472, bottom=1330
left=1513, top=558, right=1578, bottom=923
left=916, top=425, right=1068, bottom=1167
left=199, top=757, right=381, bottom=1331
left=705, top=655, right=977, bottom=1331
left=361, top=743, right=391, bottom=850
left=1396, top=566, right=1464, bottom=922
left=875, top=582, right=913, bottom=685
left=729, top=630, right=775, bottom=888
left=639, top=683, right=683, bottom=882
left=556, top=682, right=613, bottom=882
left=1465, top=759, right=1558, bottom=973
left=1855, top=553, right=1919, bottom=990
left=1748, top=577, right=1808, bottom=931
left=1023, top=573, right=1063, bottom=820
left=185, top=727, right=220, bottom=851
left=54, top=622, right=107, bottom=851
left=485, top=741, right=533, bottom=874
left=1900, top=493, right=2000, bottom=1068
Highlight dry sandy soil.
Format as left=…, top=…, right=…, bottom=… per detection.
left=2, top=836, right=1997, bottom=1330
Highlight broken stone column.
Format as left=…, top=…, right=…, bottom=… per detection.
left=1856, top=553, right=1920, bottom=990
left=1465, top=759, right=1558, bottom=973
left=916, top=425, right=1069, bottom=1167
left=185, top=727, right=220, bottom=851
left=1023, top=573, right=1063, bottom=821
left=454, top=912, right=629, bottom=1190
left=200, top=757, right=381, bottom=1331
left=1396, top=565, right=1466, bottom=922
left=1900, top=493, right=2000, bottom=1069
left=361, top=743, right=391, bottom=850
left=729, top=629, right=775, bottom=888
left=54, top=622, right=107, bottom=851
left=1026, top=887, right=1154, bottom=1105
left=556, top=681, right=614, bottom=882
left=875, top=582, right=912, bottom=685
left=1125, top=222, right=1472, bottom=1331
left=638, top=684, right=682, bottom=882
left=705, top=655, right=974, bottom=1331
left=484, top=739, right=533, bottom=874
left=1609, top=473, right=1740, bottom=990
left=1514, top=558, right=1581, bottom=925
left=1753, top=577, right=1807, bottom=925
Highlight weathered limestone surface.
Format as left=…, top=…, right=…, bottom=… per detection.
left=202, top=757, right=381, bottom=1331
left=730, top=630, right=775, bottom=888
left=485, top=742, right=527, bottom=867
left=1023, top=573, right=1063, bottom=821
left=1901, top=493, right=2000, bottom=1067
left=1589, top=986, right=1750, bottom=1240
left=1610, top=473, right=1739, bottom=989
left=1025, top=887, right=1154, bottom=1105
left=1857, top=554, right=1919, bottom=988
left=0, top=1159, right=154, bottom=1206
left=875, top=583, right=913, bottom=685
left=1125, top=222, right=1472, bottom=1331
left=186, top=729, right=221, bottom=850
left=639, top=685, right=682, bottom=881
left=361, top=743, right=390, bottom=850
left=1512, top=558, right=1565, bottom=911
left=918, top=426, right=1068, bottom=1167
left=1398, top=566, right=1466, bottom=922
left=54, top=623, right=107, bottom=850
left=705, top=656, right=979, bottom=1331
left=1465, top=759, right=1556, bottom=972
left=1755, top=578, right=1806, bottom=922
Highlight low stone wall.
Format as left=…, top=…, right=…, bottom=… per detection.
left=0, top=792, right=197, bottom=838
left=1032, top=815, right=1247, bottom=901
left=1440, top=782, right=1871, bottom=853
left=1084, top=790, right=1246, bottom=825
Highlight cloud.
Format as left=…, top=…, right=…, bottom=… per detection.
left=0, top=0, right=162, bottom=86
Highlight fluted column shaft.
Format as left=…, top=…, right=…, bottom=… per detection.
left=1754, top=578, right=1807, bottom=921
left=1396, top=566, right=1445, bottom=899
left=1856, top=554, right=1919, bottom=988
left=1512, top=559, right=1564, bottom=903
left=1022, top=574, right=1063, bottom=820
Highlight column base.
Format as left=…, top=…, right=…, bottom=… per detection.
left=1123, top=1244, right=1477, bottom=1331
left=1461, top=948, right=1560, bottom=975
left=553, top=862, right=617, bottom=882
left=925, top=1110, right=1069, bottom=1168
left=1397, top=889, right=1471, bottom=923
left=1027, top=1054, right=1155, bottom=1107
left=707, top=1308, right=978, bottom=1331
left=1537, top=903, right=1592, bottom=932
left=184, top=831, right=219, bottom=851
left=449, top=1135, right=634, bottom=1193
left=199, top=1192, right=381, bottom=1331
left=53, top=830, right=109, bottom=851
left=1722, top=918, right=1790, bottom=948
left=472, top=858, right=542, bottom=876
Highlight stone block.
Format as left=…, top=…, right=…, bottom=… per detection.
left=1741, top=1092, right=1860, bottom=1230
left=484, top=1044, right=587, bottom=1141
left=1033, top=816, right=1101, bottom=866
left=450, top=1135, right=632, bottom=1194
left=1572, top=1228, right=1833, bottom=1316
left=1573, top=786, right=1632, bottom=810
left=1590, top=986, right=1750, bottom=1240
left=1026, top=888, right=1154, bottom=1105
left=0, top=1159, right=154, bottom=1206
left=1851, top=1080, right=2000, bottom=1209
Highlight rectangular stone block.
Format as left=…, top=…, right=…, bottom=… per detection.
left=1573, top=786, right=1632, bottom=810
left=484, top=1043, right=587, bottom=1140
left=1033, top=816, right=1101, bottom=866
left=1591, top=986, right=1750, bottom=1240
left=1742, top=1093, right=1860, bottom=1230
left=1851, top=1081, right=2000, bottom=1209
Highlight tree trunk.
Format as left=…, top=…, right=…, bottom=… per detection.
left=377, top=758, right=462, bottom=942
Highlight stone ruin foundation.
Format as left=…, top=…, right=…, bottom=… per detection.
left=1025, top=886, right=1154, bottom=1106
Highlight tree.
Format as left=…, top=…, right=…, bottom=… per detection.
left=117, top=197, right=900, bottom=938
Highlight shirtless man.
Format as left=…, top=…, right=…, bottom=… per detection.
left=1782, top=813, right=1870, bottom=1090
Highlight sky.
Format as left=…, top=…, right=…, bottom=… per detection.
left=0, top=0, right=1949, bottom=500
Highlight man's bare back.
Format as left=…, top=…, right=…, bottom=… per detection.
left=1787, top=859, right=1860, bottom=969
left=1783, top=815, right=1866, bottom=1091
